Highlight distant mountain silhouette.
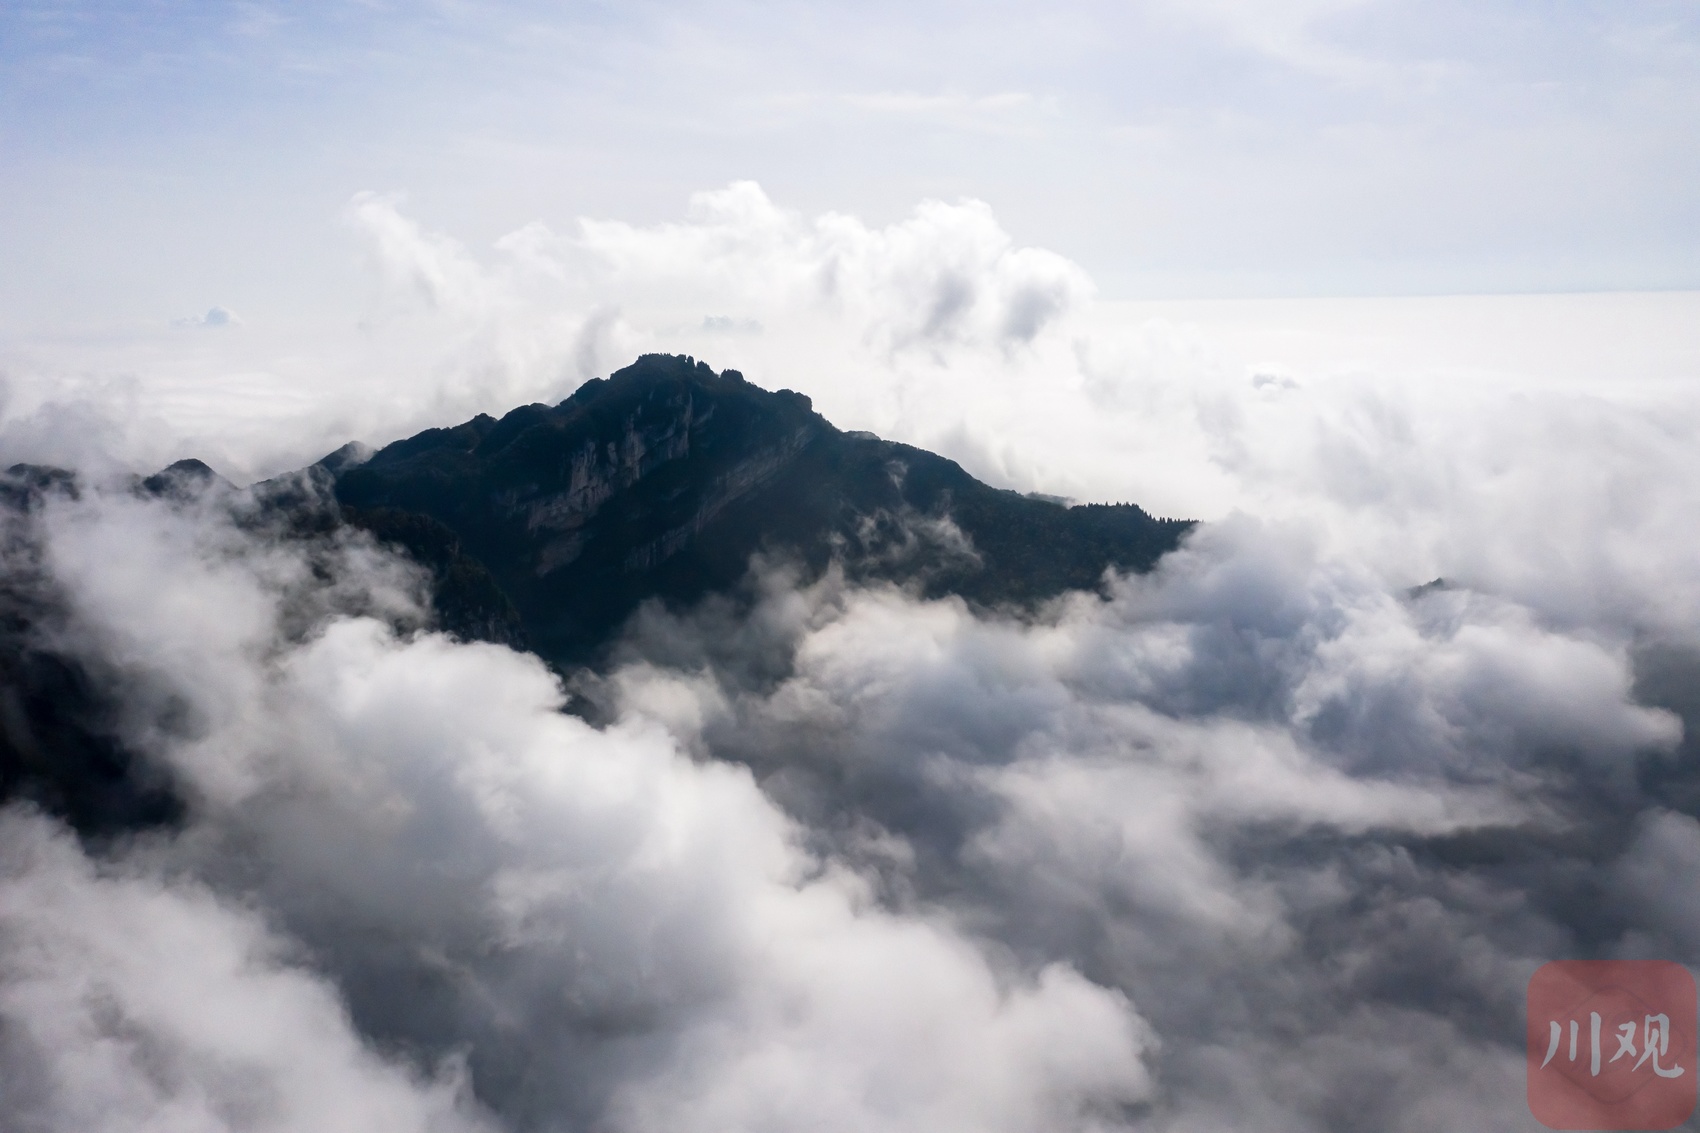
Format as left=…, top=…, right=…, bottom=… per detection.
left=330, top=354, right=1193, bottom=666
left=0, top=353, right=1192, bottom=833
left=0, top=467, right=181, bottom=834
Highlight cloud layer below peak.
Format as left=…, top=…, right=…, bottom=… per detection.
left=0, top=182, right=1697, bottom=1131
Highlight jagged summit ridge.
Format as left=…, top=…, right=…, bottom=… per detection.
left=0, top=353, right=1190, bottom=835
left=330, top=353, right=1193, bottom=664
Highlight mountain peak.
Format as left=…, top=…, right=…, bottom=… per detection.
left=332, top=354, right=1192, bottom=665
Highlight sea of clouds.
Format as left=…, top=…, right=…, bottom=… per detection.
left=1, top=184, right=1698, bottom=1131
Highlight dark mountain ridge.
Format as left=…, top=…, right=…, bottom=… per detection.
left=0, top=353, right=1193, bottom=833
left=331, top=353, right=1194, bottom=665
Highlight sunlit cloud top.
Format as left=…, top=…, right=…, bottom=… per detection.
left=2, top=0, right=1697, bottom=335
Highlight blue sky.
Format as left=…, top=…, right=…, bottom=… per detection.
left=2, top=0, right=1698, bottom=331
left=6, top=16, right=1700, bottom=1133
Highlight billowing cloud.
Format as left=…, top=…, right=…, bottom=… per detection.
left=590, top=517, right=1690, bottom=1128
left=0, top=813, right=492, bottom=1133
left=2, top=185, right=1699, bottom=1130
left=3, top=484, right=1153, bottom=1133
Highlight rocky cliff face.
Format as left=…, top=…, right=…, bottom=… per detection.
left=332, top=353, right=1194, bottom=666
left=0, top=353, right=1194, bottom=832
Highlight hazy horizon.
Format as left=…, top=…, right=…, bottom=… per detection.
left=5, top=0, right=1699, bottom=334
left=3, top=5, right=1699, bottom=1133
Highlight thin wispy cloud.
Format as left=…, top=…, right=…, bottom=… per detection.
left=2, top=0, right=1695, bottom=325
left=0, top=3, right=1696, bottom=1127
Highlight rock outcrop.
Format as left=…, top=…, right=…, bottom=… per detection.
left=332, top=353, right=1194, bottom=665
left=0, top=353, right=1194, bottom=832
